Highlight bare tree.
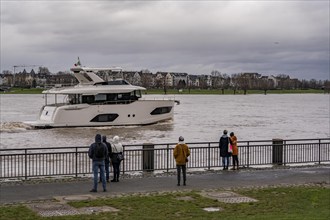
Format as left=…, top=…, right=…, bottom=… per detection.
left=38, top=67, right=50, bottom=75
left=230, top=74, right=240, bottom=95
left=276, top=74, right=292, bottom=89
left=259, top=78, right=274, bottom=95
left=324, top=80, right=330, bottom=93
left=198, top=75, right=208, bottom=89
left=2, top=70, right=13, bottom=75
left=237, top=73, right=250, bottom=95
left=140, top=72, right=153, bottom=89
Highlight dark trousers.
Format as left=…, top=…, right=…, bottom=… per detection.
left=100, top=160, right=110, bottom=182
left=176, top=165, right=187, bottom=184
left=105, top=160, right=110, bottom=181
left=112, top=162, right=120, bottom=181
left=232, top=155, right=239, bottom=167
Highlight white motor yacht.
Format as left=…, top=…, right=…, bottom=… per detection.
left=26, top=65, right=177, bottom=128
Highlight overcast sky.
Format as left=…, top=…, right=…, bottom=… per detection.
left=1, top=0, right=329, bottom=80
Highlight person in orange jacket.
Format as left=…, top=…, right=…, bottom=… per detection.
left=230, top=132, right=239, bottom=170
left=173, top=136, right=190, bottom=186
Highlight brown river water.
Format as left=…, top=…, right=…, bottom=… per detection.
left=0, top=94, right=329, bottom=149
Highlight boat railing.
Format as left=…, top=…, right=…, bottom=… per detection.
left=90, top=100, right=137, bottom=105
left=44, top=96, right=178, bottom=106
left=46, top=103, right=69, bottom=107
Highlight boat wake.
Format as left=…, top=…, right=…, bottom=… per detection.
left=0, top=122, right=34, bottom=133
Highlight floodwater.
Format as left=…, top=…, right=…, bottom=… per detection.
left=0, top=94, right=329, bottom=149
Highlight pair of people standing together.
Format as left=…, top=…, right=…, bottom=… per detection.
left=173, top=131, right=238, bottom=187
left=88, top=134, right=123, bottom=192
left=219, top=130, right=239, bottom=170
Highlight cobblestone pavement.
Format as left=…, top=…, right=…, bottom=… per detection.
left=0, top=165, right=329, bottom=205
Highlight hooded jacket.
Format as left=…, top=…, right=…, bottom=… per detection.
left=88, top=134, right=108, bottom=161
left=102, top=135, right=112, bottom=161
left=219, top=134, right=230, bottom=157
left=230, top=135, right=238, bottom=156
left=173, top=141, right=190, bottom=165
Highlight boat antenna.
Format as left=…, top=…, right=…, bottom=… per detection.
left=74, top=57, right=82, bottom=67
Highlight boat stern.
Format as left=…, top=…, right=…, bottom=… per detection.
left=24, top=106, right=57, bottom=128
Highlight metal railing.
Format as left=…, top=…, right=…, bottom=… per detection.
left=1, top=138, right=329, bottom=180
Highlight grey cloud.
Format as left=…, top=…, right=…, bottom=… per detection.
left=1, top=1, right=329, bottom=80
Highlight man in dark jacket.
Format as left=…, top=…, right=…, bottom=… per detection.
left=219, top=130, right=230, bottom=170
left=102, top=135, right=112, bottom=182
left=88, top=134, right=108, bottom=192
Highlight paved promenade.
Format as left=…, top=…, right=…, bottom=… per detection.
left=1, top=165, right=329, bottom=205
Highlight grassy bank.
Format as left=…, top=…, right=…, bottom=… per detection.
left=1, top=185, right=329, bottom=220
left=1, top=87, right=44, bottom=94
left=0, top=87, right=326, bottom=95
left=146, top=88, right=325, bottom=95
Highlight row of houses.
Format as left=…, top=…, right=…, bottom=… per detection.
left=0, top=68, right=302, bottom=90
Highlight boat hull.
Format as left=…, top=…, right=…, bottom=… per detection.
left=26, top=100, right=175, bottom=128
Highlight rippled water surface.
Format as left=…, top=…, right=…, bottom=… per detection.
left=0, top=94, right=329, bottom=149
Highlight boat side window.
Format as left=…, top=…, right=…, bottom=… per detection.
left=68, top=94, right=81, bottom=104
left=95, top=94, right=107, bottom=103
left=106, top=94, right=117, bottom=102
left=82, top=95, right=94, bottom=104
left=121, top=93, right=131, bottom=100
left=130, top=90, right=141, bottom=100
left=150, top=106, right=173, bottom=115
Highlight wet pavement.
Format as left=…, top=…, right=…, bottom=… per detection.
left=1, top=165, right=329, bottom=205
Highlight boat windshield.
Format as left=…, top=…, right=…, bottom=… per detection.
left=81, top=90, right=142, bottom=104
left=45, top=90, right=142, bottom=106
left=95, top=80, right=130, bottom=86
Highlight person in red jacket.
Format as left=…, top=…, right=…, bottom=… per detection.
left=173, top=136, right=190, bottom=186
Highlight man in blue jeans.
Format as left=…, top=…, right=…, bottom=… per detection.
left=88, top=134, right=108, bottom=192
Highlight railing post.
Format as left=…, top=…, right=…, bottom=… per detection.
left=24, top=149, right=27, bottom=180
left=167, top=144, right=169, bottom=173
left=208, top=142, right=211, bottom=170
left=75, top=147, right=78, bottom=178
left=283, top=141, right=286, bottom=166
left=143, top=143, right=154, bottom=172
left=272, top=139, right=283, bottom=165
left=318, top=139, right=321, bottom=164
left=122, top=148, right=125, bottom=175
left=247, top=141, right=250, bottom=168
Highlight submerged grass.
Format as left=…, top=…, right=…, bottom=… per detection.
left=1, top=185, right=329, bottom=220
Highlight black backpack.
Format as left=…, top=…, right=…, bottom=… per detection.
left=95, top=143, right=105, bottom=159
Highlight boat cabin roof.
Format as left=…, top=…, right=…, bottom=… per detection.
left=70, top=66, right=122, bottom=72
left=42, top=80, right=146, bottom=95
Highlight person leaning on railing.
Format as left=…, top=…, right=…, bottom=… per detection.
left=219, top=130, right=231, bottom=170
left=230, top=132, right=239, bottom=170
left=110, top=136, right=123, bottom=182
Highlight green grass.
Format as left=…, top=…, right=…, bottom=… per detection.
left=1, top=186, right=329, bottom=220
left=1, top=87, right=44, bottom=94
left=146, top=88, right=325, bottom=95
left=0, top=87, right=325, bottom=95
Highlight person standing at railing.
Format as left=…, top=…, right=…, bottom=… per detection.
left=219, top=130, right=231, bottom=170
left=230, top=132, right=239, bottom=170
left=102, top=135, right=112, bottom=182
left=88, top=133, right=108, bottom=192
left=173, top=136, right=190, bottom=186
left=110, top=136, right=123, bottom=182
